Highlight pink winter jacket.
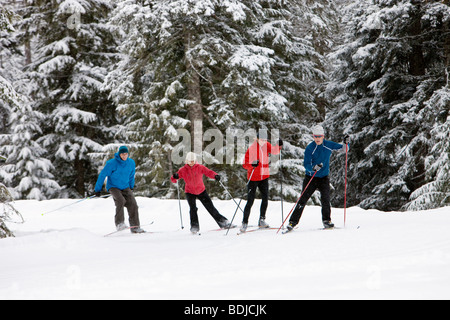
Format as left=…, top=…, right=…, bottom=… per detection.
left=171, top=163, right=217, bottom=195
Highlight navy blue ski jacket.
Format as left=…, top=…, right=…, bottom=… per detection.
left=95, top=153, right=136, bottom=192
left=304, top=140, right=347, bottom=178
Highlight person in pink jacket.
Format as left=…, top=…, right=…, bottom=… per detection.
left=171, top=152, right=232, bottom=233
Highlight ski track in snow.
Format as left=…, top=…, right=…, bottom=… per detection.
left=1, top=198, right=450, bottom=300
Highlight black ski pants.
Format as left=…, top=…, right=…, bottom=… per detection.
left=289, top=175, right=331, bottom=226
left=109, top=187, right=140, bottom=227
left=243, top=178, right=269, bottom=224
left=186, top=190, right=228, bottom=228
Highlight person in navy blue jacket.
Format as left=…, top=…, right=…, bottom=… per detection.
left=287, top=125, right=350, bottom=230
left=95, top=146, right=144, bottom=233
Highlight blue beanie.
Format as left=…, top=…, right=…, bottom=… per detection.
left=118, top=146, right=129, bottom=154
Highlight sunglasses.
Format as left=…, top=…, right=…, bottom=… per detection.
left=313, top=135, right=324, bottom=138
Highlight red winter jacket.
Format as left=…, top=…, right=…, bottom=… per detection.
left=171, top=163, right=217, bottom=195
left=243, top=141, right=281, bottom=181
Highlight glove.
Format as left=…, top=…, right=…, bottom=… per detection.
left=343, top=135, right=350, bottom=144
left=251, top=160, right=260, bottom=168
left=278, top=139, right=283, bottom=147
left=172, top=173, right=179, bottom=180
left=215, top=175, right=221, bottom=182
left=313, top=163, right=323, bottom=171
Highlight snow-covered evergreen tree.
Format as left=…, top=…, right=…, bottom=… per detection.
left=0, top=3, right=18, bottom=132
left=326, top=0, right=450, bottom=210
left=404, top=87, right=450, bottom=210
left=0, top=100, right=61, bottom=200
left=23, top=0, right=119, bottom=197
left=1, top=2, right=62, bottom=200
left=0, top=4, right=24, bottom=237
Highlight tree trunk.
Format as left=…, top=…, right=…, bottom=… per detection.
left=74, top=158, right=86, bottom=196
left=408, top=2, right=425, bottom=76
left=183, top=29, right=204, bottom=159
left=445, top=13, right=450, bottom=88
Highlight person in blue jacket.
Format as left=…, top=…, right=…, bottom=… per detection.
left=95, top=146, right=144, bottom=233
left=287, top=125, right=350, bottom=230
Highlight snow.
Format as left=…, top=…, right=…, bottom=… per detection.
left=1, top=197, right=450, bottom=300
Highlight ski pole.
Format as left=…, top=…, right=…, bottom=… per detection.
left=344, top=143, right=348, bottom=227
left=276, top=170, right=318, bottom=234
left=225, top=167, right=256, bottom=235
left=279, top=148, right=284, bottom=228
left=176, top=180, right=184, bottom=229
left=218, top=180, right=245, bottom=215
left=41, top=194, right=104, bottom=216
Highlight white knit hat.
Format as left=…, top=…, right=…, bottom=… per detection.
left=312, top=125, right=325, bottom=136
left=185, top=152, right=197, bottom=163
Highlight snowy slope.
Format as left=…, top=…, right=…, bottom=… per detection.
left=1, top=197, right=450, bottom=300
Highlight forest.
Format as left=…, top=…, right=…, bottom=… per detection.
left=0, top=0, right=449, bottom=211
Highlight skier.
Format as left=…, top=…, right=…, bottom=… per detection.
left=171, top=152, right=233, bottom=234
left=286, top=125, right=349, bottom=231
left=94, top=146, right=145, bottom=233
left=240, top=130, right=283, bottom=232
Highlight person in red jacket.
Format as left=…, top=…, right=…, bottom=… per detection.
left=171, top=152, right=232, bottom=233
left=241, top=130, right=283, bottom=232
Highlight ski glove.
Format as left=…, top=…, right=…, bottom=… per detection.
left=343, top=135, right=350, bottom=144
left=251, top=160, right=260, bottom=168
left=215, top=175, right=221, bottom=182
left=313, top=163, right=323, bottom=171
left=172, top=173, right=179, bottom=180
left=278, top=139, right=283, bottom=147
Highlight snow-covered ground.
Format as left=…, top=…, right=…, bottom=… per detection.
left=1, top=197, right=450, bottom=300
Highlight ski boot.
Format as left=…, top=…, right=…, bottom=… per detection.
left=190, top=225, right=200, bottom=234
left=258, top=218, right=270, bottom=229
left=240, top=223, right=248, bottom=233
left=282, top=222, right=296, bottom=234
left=322, top=220, right=335, bottom=229
left=219, top=220, right=236, bottom=230
left=131, top=227, right=146, bottom=234
left=116, top=222, right=128, bottom=231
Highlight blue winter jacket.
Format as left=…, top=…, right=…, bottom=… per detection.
left=304, top=140, right=347, bottom=178
left=95, top=153, right=136, bottom=192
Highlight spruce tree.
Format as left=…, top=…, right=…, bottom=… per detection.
left=326, top=0, right=450, bottom=210
left=405, top=87, right=450, bottom=210
left=23, top=0, right=119, bottom=197
left=0, top=4, right=24, bottom=237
